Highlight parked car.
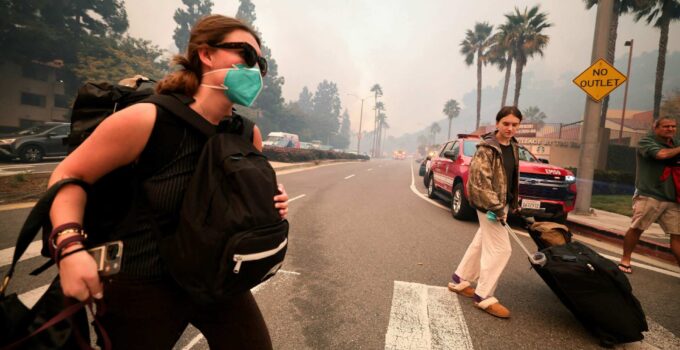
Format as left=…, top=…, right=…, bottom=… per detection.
left=0, top=122, right=71, bottom=162
left=262, top=132, right=300, bottom=148
left=425, top=134, right=577, bottom=223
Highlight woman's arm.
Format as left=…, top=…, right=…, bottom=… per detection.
left=49, top=103, right=157, bottom=301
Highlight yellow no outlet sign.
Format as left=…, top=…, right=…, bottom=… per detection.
left=573, top=58, right=627, bottom=102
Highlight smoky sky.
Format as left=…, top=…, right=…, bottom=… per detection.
left=126, top=0, right=680, bottom=137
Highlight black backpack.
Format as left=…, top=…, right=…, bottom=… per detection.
left=144, top=94, right=289, bottom=304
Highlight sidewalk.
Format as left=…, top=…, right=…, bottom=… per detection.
left=567, top=209, right=674, bottom=263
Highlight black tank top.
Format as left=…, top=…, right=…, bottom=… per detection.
left=115, top=105, right=207, bottom=279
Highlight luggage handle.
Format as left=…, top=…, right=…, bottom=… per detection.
left=502, top=222, right=546, bottom=266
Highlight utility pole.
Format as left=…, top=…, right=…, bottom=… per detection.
left=575, top=0, right=614, bottom=214
left=357, top=98, right=364, bottom=155
left=619, top=39, right=634, bottom=143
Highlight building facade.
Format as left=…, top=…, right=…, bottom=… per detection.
left=0, top=60, right=70, bottom=133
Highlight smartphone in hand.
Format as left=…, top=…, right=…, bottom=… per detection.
left=88, top=241, right=123, bottom=276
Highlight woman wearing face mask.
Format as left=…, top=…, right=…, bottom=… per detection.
left=48, top=15, right=285, bottom=348
left=446, top=106, right=523, bottom=319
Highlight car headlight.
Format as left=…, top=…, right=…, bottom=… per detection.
left=565, top=175, right=576, bottom=183
left=0, top=138, right=15, bottom=144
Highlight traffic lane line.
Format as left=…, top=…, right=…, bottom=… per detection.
left=344, top=174, right=355, bottom=180
left=408, top=159, right=680, bottom=279
left=1, top=240, right=43, bottom=268
left=384, top=281, right=473, bottom=350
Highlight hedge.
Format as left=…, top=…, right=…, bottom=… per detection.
left=566, top=167, right=635, bottom=195
left=262, top=146, right=370, bottom=163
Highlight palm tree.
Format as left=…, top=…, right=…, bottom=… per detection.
left=490, top=22, right=519, bottom=108
left=504, top=6, right=552, bottom=106
left=584, top=0, right=636, bottom=124
left=443, top=99, right=461, bottom=139
left=430, top=122, right=442, bottom=146
left=373, top=101, right=385, bottom=157
left=370, top=84, right=383, bottom=157
left=460, top=22, right=494, bottom=130
left=522, top=106, right=547, bottom=127
left=633, top=0, right=680, bottom=119
left=379, top=115, right=389, bottom=156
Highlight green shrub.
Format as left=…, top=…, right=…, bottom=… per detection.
left=262, top=146, right=369, bottom=163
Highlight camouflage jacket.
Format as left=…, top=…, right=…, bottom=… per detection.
left=466, top=131, right=520, bottom=216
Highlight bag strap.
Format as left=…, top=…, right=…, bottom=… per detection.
left=4, top=300, right=111, bottom=350
left=142, top=94, right=216, bottom=137
left=143, top=94, right=255, bottom=141
left=1, top=179, right=90, bottom=295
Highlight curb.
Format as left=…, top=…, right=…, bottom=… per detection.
left=566, top=220, right=675, bottom=264
left=272, top=159, right=365, bottom=172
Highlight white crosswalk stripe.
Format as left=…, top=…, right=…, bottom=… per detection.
left=385, top=281, right=474, bottom=350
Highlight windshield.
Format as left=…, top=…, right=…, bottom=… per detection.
left=463, top=141, right=478, bottom=156
left=16, top=124, right=55, bottom=135
left=266, top=136, right=284, bottom=142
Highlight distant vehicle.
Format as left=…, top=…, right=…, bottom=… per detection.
left=263, top=132, right=300, bottom=148
left=426, top=134, right=577, bottom=223
left=299, top=141, right=315, bottom=149
left=0, top=122, right=71, bottom=162
left=392, top=150, right=406, bottom=160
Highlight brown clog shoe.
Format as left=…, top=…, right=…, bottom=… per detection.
left=474, top=297, right=510, bottom=319
left=447, top=281, right=475, bottom=298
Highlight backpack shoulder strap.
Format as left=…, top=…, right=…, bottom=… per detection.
left=143, top=94, right=216, bottom=137
left=240, top=116, right=255, bottom=143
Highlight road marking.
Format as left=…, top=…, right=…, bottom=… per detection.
left=182, top=269, right=300, bottom=350
left=408, top=160, right=680, bottom=279
left=18, top=284, right=50, bottom=308
left=385, top=281, right=473, bottom=350
left=0, top=240, right=44, bottom=268
left=0, top=202, right=37, bottom=212
left=289, top=194, right=306, bottom=203
left=367, top=168, right=373, bottom=171
left=345, top=174, right=355, bottom=180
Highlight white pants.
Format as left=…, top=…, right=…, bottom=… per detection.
left=454, top=208, right=512, bottom=298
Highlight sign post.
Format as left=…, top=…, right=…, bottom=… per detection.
left=574, top=0, right=615, bottom=215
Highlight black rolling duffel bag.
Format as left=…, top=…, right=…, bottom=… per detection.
left=504, top=223, right=648, bottom=347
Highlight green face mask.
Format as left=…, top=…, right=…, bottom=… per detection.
left=201, top=64, right=263, bottom=107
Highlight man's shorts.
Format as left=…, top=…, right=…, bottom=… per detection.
left=630, top=195, right=680, bottom=235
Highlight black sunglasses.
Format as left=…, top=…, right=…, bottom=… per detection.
left=211, top=42, right=267, bottom=76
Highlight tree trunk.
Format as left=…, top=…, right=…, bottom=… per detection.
left=600, top=10, right=619, bottom=127
left=654, top=16, right=669, bottom=120
left=501, top=57, right=513, bottom=108
left=476, top=51, right=482, bottom=130
left=513, top=58, right=524, bottom=107
left=448, top=117, right=452, bottom=139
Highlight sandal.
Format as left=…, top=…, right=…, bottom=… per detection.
left=474, top=297, right=511, bottom=319
left=447, top=280, right=475, bottom=298
left=618, top=263, right=633, bottom=274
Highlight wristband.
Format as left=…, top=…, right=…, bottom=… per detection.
left=54, top=235, right=86, bottom=261
left=49, top=223, right=86, bottom=257
left=57, top=247, right=87, bottom=267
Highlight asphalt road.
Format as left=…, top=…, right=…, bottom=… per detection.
left=1, top=159, right=678, bottom=349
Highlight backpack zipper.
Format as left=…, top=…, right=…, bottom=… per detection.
left=233, top=238, right=288, bottom=274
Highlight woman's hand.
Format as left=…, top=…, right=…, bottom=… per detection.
left=274, top=184, right=289, bottom=219
left=59, top=246, right=103, bottom=302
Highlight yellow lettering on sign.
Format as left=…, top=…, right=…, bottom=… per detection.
left=572, top=59, right=627, bottom=102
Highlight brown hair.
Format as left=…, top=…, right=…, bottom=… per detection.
left=156, top=15, right=261, bottom=96
left=496, top=106, right=523, bottom=122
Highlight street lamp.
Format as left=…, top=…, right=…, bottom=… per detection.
left=347, top=93, right=372, bottom=155
left=619, top=39, right=634, bottom=144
